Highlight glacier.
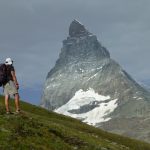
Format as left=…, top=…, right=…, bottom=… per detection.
left=55, top=88, right=118, bottom=125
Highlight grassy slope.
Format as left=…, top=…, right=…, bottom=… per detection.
left=0, top=95, right=150, bottom=150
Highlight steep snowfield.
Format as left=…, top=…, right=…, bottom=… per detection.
left=55, top=88, right=118, bottom=125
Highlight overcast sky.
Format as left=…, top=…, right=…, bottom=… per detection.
left=0, top=0, right=150, bottom=104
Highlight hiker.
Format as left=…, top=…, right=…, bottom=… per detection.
left=3, top=58, right=20, bottom=114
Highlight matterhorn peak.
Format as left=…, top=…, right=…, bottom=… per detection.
left=69, top=20, right=91, bottom=37
left=41, top=21, right=150, bottom=143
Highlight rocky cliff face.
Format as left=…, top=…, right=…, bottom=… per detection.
left=41, top=20, right=150, bottom=143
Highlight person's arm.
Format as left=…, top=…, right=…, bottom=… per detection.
left=11, top=70, right=19, bottom=89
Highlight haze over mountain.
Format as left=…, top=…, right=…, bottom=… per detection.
left=41, top=20, right=150, bottom=143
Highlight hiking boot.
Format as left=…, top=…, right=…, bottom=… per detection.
left=6, top=111, right=13, bottom=115
left=15, top=109, right=21, bottom=114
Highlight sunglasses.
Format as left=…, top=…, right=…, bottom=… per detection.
left=5, top=61, right=13, bottom=64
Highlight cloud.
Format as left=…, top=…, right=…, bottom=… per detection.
left=0, top=0, right=150, bottom=89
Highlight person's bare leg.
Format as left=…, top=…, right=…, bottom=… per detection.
left=5, top=95, right=10, bottom=112
left=14, top=93, right=20, bottom=111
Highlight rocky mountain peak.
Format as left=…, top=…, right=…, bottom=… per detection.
left=58, top=20, right=110, bottom=65
left=41, top=21, right=150, bottom=143
left=69, top=20, right=91, bottom=37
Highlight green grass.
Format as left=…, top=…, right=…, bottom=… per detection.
left=0, top=95, right=150, bottom=150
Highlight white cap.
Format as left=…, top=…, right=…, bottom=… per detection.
left=5, top=58, right=13, bottom=65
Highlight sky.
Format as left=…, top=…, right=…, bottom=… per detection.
left=0, top=0, right=150, bottom=105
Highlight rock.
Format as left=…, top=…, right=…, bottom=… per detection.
left=69, top=20, right=90, bottom=37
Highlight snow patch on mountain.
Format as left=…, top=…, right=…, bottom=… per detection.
left=87, top=73, right=98, bottom=81
left=55, top=88, right=118, bottom=125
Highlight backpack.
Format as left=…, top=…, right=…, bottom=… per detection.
left=0, top=64, right=7, bottom=87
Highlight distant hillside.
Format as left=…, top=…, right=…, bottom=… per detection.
left=140, top=80, right=150, bottom=91
left=0, top=95, right=150, bottom=150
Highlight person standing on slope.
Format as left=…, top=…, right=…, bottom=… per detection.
left=3, top=58, right=20, bottom=114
